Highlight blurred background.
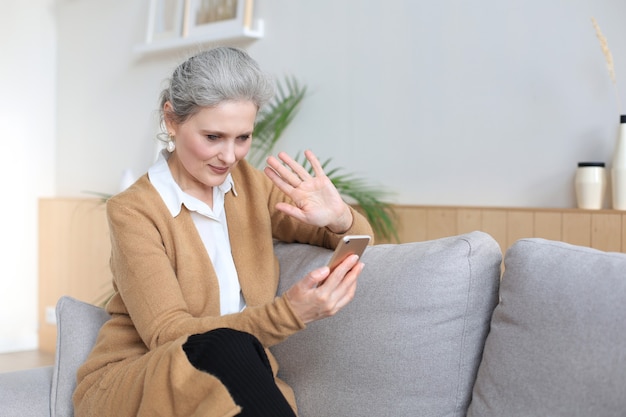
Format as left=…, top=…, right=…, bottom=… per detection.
left=2, top=0, right=625, bottom=352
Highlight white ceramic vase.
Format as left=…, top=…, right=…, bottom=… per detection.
left=611, top=115, right=626, bottom=209
left=576, top=162, right=606, bottom=209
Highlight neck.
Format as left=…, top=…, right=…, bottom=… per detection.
left=167, top=154, right=214, bottom=208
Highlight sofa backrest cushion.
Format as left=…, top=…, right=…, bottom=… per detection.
left=467, top=238, right=626, bottom=417
left=51, top=296, right=110, bottom=417
left=272, top=231, right=502, bottom=417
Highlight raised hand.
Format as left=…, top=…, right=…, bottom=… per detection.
left=264, top=149, right=353, bottom=233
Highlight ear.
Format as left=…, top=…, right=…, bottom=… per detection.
left=162, top=101, right=177, bottom=135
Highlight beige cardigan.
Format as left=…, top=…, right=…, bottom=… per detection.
left=73, top=159, right=373, bottom=417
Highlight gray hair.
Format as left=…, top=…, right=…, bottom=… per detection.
left=159, top=47, right=275, bottom=127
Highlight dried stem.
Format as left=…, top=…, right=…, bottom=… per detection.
left=592, top=17, right=622, bottom=114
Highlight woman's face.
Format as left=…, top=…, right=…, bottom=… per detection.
left=165, top=100, right=257, bottom=194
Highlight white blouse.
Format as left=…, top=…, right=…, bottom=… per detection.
left=148, top=150, right=246, bottom=315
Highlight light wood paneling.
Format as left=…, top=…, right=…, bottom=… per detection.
left=590, top=213, right=621, bottom=252
left=477, top=209, right=507, bottom=251
left=457, top=208, right=482, bottom=235
left=393, top=206, right=427, bottom=243
left=506, top=211, right=534, bottom=250
left=382, top=205, right=626, bottom=255
left=38, top=198, right=113, bottom=353
left=534, top=211, right=562, bottom=241
left=562, top=212, right=591, bottom=247
left=426, top=208, right=457, bottom=240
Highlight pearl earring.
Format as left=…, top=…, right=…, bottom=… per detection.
left=166, top=134, right=176, bottom=153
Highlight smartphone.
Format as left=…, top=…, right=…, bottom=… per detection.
left=327, top=235, right=371, bottom=271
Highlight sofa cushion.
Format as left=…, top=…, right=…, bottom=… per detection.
left=272, top=231, right=502, bottom=417
left=0, top=366, right=53, bottom=417
left=468, top=238, right=626, bottom=417
left=51, top=296, right=110, bottom=417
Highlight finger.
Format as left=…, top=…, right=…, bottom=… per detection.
left=324, top=262, right=363, bottom=315
left=277, top=152, right=312, bottom=182
left=332, top=269, right=360, bottom=309
left=319, top=254, right=360, bottom=290
left=264, top=166, right=292, bottom=195
left=274, top=202, right=306, bottom=222
left=293, top=266, right=330, bottom=293
left=303, top=149, right=325, bottom=178
left=266, top=155, right=305, bottom=188
left=307, top=266, right=331, bottom=288
left=264, top=165, right=306, bottom=200
left=333, top=261, right=363, bottom=293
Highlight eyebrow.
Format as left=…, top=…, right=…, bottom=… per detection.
left=199, top=129, right=253, bottom=137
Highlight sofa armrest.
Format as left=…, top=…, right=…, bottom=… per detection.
left=0, top=365, right=53, bottom=417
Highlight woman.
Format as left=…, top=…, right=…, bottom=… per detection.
left=73, top=47, right=373, bottom=417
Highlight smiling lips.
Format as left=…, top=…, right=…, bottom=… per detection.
left=209, top=165, right=229, bottom=175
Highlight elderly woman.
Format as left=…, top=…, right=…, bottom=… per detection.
left=73, top=47, right=373, bottom=417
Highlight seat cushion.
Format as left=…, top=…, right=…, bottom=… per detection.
left=0, top=366, right=53, bottom=417
left=272, top=231, right=502, bottom=417
left=468, top=238, right=626, bottom=417
left=51, top=296, right=110, bottom=417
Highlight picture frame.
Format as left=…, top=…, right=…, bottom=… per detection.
left=136, top=0, right=261, bottom=54
left=184, top=0, right=254, bottom=38
left=145, top=0, right=186, bottom=43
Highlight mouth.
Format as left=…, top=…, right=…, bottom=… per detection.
left=209, top=165, right=230, bottom=175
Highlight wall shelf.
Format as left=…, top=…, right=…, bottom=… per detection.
left=134, top=19, right=264, bottom=55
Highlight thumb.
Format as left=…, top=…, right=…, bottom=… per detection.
left=306, top=266, right=330, bottom=288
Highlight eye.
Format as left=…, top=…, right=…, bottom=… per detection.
left=238, top=134, right=251, bottom=141
left=206, top=134, right=219, bottom=141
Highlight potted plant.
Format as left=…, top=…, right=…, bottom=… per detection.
left=248, top=76, right=398, bottom=241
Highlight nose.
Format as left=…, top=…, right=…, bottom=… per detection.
left=218, top=140, right=236, bottom=164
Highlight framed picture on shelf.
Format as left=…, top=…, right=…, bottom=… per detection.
left=184, top=0, right=254, bottom=38
left=145, top=0, right=186, bottom=43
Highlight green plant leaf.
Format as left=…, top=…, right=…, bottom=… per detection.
left=248, top=76, right=307, bottom=167
left=251, top=75, right=398, bottom=241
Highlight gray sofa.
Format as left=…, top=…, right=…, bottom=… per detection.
left=1, top=231, right=625, bottom=416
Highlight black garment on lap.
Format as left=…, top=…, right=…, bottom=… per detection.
left=183, top=328, right=297, bottom=417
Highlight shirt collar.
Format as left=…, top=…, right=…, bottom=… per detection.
left=148, top=149, right=237, bottom=217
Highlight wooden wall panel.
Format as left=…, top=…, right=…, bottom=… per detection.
left=622, top=214, right=626, bottom=252
left=480, top=210, right=507, bottom=252
left=534, top=211, right=562, bottom=241
left=426, top=208, right=457, bottom=240
left=506, top=211, right=534, bottom=250
left=386, top=205, right=626, bottom=254
left=457, top=208, right=482, bottom=235
left=38, top=198, right=113, bottom=353
left=562, top=212, right=591, bottom=247
left=591, top=213, right=621, bottom=252
left=393, top=206, right=427, bottom=243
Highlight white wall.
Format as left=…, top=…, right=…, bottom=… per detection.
left=0, top=1, right=56, bottom=353
left=4, top=0, right=626, bottom=352
left=56, top=0, right=626, bottom=209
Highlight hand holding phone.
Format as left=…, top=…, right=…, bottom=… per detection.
left=327, top=235, right=371, bottom=271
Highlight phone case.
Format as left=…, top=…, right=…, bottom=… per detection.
left=327, top=235, right=371, bottom=271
